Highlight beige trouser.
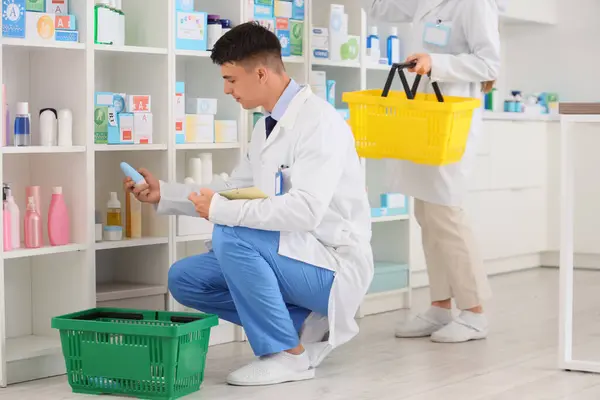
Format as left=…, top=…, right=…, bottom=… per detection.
left=414, top=199, right=492, bottom=310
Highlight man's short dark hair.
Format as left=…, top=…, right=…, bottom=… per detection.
left=211, top=22, right=283, bottom=71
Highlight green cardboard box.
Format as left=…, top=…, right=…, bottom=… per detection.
left=94, top=106, right=108, bottom=144
left=290, top=19, right=303, bottom=56
left=26, top=0, right=45, bottom=12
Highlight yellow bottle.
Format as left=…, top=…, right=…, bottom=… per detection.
left=107, top=192, right=122, bottom=227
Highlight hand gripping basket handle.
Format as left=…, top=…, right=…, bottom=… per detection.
left=381, top=62, right=444, bottom=102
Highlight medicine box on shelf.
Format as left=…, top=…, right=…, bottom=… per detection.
left=290, top=19, right=303, bottom=56
left=46, top=0, right=68, bottom=14
left=175, top=10, right=208, bottom=51
left=2, top=0, right=26, bottom=38
left=276, top=18, right=291, bottom=57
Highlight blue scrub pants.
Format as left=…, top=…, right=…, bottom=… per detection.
left=168, top=225, right=335, bottom=356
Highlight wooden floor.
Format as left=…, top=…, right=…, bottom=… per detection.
left=2, top=267, right=600, bottom=400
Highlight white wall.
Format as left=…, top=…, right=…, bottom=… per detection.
left=503, top=0, right=600, bottom=101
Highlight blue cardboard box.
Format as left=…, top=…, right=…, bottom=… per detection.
left=276, top=17, right=290, bottom=57
left=2, top=0, right=26, bottom=38
left=292, top=0, right=304, bottom=20
left=175, top=0, right=194, bottom=11
left=55, top=30, right=79, bottom=42
left=175, top=11, right=207, bottom=51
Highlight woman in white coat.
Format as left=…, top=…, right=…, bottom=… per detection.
left=364, top=0, right=501, bottom=343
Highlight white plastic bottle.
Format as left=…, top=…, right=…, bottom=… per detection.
left=6, top=187, right=19, bottom=249
left=57, top=109, right=73, bottom=146
left=39, top=108, right=57, bottom=146
left=367, top=26, right=380, bottom=64
left=387, top=27, right=400, bottom=65
left=199, top=153, right=213, bottom=185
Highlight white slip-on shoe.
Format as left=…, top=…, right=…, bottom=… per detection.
left=226, top=352, right=314, bottom=387
left=430, top=311, right=489, bottom=343
left=299, top=312, right=329, bottom=344
left=395, top=306, right=454, bottom=338
left=303, top=341, right=333, bottom=369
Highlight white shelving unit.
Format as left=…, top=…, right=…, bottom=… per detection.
left=0, top=0, right=419, bottom=387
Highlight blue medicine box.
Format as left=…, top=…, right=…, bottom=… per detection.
left=380, top=193, right=409, bottom=214
left=175, top=0, right=194, bottom=11
left=292, top=0, right=305, bottom=20
left=254, top=3, right=274, bottom=18
left=175, top=11, right=208, bottom=51
left=2, top=0, right=26, bottom=38
left=55, top=30, right=79, bottom=42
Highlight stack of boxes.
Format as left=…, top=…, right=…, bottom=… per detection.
left=94, top=92, right=153, bottom=145
left=175, top=82, right=238, bottom=145
left=2, top=0, right=79, bottom=43
left=248, top=0, right=304, bottom=58
left=311, top=4, right=360, bottom=63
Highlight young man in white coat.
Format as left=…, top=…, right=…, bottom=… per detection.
left=124, top=22, right=374, bottom=386
left=364, top=0, right=500, bottom=343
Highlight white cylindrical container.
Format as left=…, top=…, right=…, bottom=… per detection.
left=199, top=153, right=213, bottom=185
left=39, top=108, right=57, bottom=146
left=190, top=157, right=203, bottom=185
left=57, top=109, right=73, bottom=146
left=103, top=225, right=122, bottom=241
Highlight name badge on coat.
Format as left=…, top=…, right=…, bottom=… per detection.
left=423, top=21, right=452, bottom=47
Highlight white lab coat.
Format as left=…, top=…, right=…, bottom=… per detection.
left=157, top=86, right=374, bottom=349
left=365, top=0, right=501, bottom=206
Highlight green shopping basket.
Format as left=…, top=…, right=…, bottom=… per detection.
left=51, top=307, right=219, bottom=400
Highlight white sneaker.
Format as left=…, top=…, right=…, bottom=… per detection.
left=395, top=306, right=453, bottom=338
left=226, top=351, right=314, bottom=386
left=300, top=312, right=332, bottom=368
left=430, top=311, right=489, bottom=343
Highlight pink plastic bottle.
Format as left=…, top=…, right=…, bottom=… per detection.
left=48, top=186, right=70, bottom=246
left=3, top=190, right=12, bottom=252
left=26, top=186, right=42, bottom=241
left=24, top=196, right=42, bottom=249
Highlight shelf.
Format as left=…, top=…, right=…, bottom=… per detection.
left=94, top=144, right=167, bottom=152
left=94, top=44, right=168, bottom=55
left=3, top=244, right=86, bottom=260
left=175, top=49, right=212, bottom=58
left=176, top=234, right=212, bottom=243
left=367, top=63, right=392, bottom=71
left=1, top=38, right=85, bottom=51
left=96, top=282, right=168, bottom=302
left=560, top=115, right=600, bottom=124
left=372, top=215, right=409, bottom=223
left=6, top=335, right=62, bottom=363
left=483, top=111, right=559, bottom=122
left=284, top=56, right=305, bottom=64
left=95, top=237, right=169, bottom=251
left=312, top=58, right=360, bottom=69
left=2, top=146, right=86, bottom=154
left=175, top=143, right=241, bottom=150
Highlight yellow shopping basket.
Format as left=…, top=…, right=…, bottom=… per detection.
left=342, top=62, right=481, bottom=166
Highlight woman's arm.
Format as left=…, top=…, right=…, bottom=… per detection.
left=363, top=0, right=418, bottom=23
left=429, top=0, right=500, bottom=83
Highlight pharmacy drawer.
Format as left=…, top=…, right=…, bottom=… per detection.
left=466, top=187, right=546, bottom=260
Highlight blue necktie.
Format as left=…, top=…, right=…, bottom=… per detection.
left=265, top=116, right=277, bottom=139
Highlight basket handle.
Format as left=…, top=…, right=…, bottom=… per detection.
left=381, top=62, right=444, bottom=102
